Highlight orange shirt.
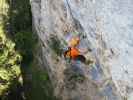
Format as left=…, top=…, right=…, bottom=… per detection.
left=66, top=47, right=80, bottom=59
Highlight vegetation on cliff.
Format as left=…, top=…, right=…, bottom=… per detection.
left=0, top=0, right=55, bottom=100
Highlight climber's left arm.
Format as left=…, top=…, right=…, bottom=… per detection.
left=79, top=48, right=88, bottom=54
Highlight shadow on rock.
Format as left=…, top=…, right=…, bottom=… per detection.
left=63, top=63, right=86, bottom=90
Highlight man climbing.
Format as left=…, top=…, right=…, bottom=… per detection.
left=64, top=35, right=93, bottom=65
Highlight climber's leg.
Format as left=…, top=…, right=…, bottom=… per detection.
left=74, top=55, right=86, bottom=63
left=74, top=55, right=94, bottom=65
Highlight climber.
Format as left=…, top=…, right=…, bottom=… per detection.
left=64, top=35, right=93, bottom=65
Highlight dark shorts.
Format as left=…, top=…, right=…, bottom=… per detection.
left=74, top=55, right=86, bottom=63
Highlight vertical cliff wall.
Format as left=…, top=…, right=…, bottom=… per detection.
left=30, top=0, right=133, bottom=100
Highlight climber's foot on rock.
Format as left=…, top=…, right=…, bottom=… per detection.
left=85, top=59, right=94, bottom=65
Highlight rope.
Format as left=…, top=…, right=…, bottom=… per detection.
left=64, top=0, right=93, bottom=52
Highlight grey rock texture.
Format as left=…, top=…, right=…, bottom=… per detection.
left=30, top=0, right=133, bottom=100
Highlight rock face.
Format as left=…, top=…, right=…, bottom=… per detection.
left=30, top=0, right=133, bottom=100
